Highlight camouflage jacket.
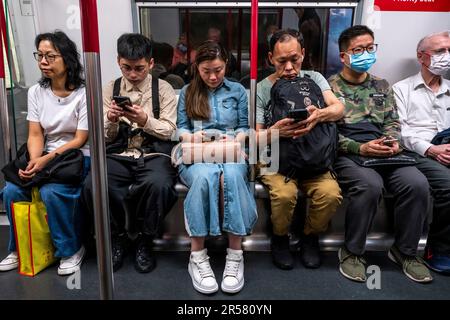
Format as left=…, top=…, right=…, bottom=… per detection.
left=328, top=73, right=401, bottom=154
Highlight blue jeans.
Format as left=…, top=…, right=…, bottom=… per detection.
left=179, top=163, right=257, bottom=237
left=2, top=157, right=90, bottom=257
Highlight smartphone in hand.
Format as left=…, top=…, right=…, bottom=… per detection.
left=383, top=137, right=398, bottom=147
left=287, top=109, right=309, bottom=121
left=113, top=96, right=132, bottom=110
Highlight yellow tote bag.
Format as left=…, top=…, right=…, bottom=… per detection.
left=11, top=187, right=57, bottom=276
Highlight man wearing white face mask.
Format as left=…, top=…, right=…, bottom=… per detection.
left=393, top=31, right=450, bottom=275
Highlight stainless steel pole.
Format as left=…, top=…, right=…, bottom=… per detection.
left=79, top=0, right=114, bottom=300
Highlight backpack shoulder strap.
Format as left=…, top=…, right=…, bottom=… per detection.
left=113, top=77, right=122, bottom=97
left=152, top=75, right=160, bottom=119
left=303, top=74, right=325, bottom=109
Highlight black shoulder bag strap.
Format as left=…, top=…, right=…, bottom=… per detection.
left=152, top=75, right=160, bottom=119
left=105, top=77, right=131, bottom=155
left=113, top=77, right=122, bottom=98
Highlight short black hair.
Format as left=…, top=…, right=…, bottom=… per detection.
left=338, top=25, right=374, bottom=52
left=117, top=33, right=152, bottom=61
left=269, top=29, right=305, bottom=53
left=35, top=30, right=84, bottom=90
left=152, top=42, right=174, bottom=69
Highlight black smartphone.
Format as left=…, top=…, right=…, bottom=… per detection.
left=287, top=109, right=309, bottom=121
left=383, top=138, right=398, bottom=147
left=113, top=96, right=132, bottom=109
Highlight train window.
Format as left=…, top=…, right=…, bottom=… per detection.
left=325, top=8, right=354, bottom=78
left=137, top=2, right=357, bottom=88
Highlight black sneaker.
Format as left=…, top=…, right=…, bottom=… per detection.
left=111, top=234, right=130, bottom=272
left=271, top=235, right=294, bottom=270
left=300, top=233, right=321, bottom=268
left=134, top=235, right=156, bottom=273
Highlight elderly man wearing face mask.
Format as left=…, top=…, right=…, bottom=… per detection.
left=393, top=30, right=450, bottom=275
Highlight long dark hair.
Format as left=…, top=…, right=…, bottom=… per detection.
left=35, top=30, right=84, bottom=90
left=185, top=40, right=228, bottom=120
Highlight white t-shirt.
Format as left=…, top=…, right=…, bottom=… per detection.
left=26, top=84, right=90, bottom=156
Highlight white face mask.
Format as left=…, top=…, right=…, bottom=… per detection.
left=427, top=51, right=450, bottom=76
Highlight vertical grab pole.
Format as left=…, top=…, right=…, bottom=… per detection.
left=79, top=0, right=114, bottom=300
left=249, top=0, right=258, bottom=195
left=0, top=27, right=10, bottom=180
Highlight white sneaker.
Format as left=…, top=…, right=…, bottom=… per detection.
left=0, top=252, right=19, bottom=271
left=221, top=248, right=244, bottom=293
left=58, top=246, right=85, bottom=276
left=188, top=249, right=218, bottom=294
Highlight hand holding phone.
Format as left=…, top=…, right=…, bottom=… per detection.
left=113, top=96, right=132, bottom=109
left=382, top=137, right=398, bottom=147
left=287, top=109, right=309, bottom=122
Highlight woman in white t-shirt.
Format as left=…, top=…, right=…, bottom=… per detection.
left=0, top=31, right=90, bottom=275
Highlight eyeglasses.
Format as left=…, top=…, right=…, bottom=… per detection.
left=120, top=65, right=147, bottom=74
left=33, top=52, right=61, bottom=63
left=424, top=48, right=450, bottom=56
left=347, top=44, right=378, bottom=57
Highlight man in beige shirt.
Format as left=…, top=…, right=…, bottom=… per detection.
left=83, top=33, right=178, bottom=274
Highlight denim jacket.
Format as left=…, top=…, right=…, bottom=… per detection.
left=176, top=78, right=249, bottom=138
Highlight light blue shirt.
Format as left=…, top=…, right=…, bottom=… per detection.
left=176, top=78, right=249, bottom=137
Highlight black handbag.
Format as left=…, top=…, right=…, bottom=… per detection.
left=1, top=143, right=84, bottom=188
left=346, top=153, right=417, bottom=168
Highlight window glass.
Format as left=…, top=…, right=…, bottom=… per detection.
left=139, top=5, right=355, bottom=89
left=325, top=8, right=354, bottom=78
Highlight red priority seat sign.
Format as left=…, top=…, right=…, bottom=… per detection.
left=374, top=0, right=450, bottom=12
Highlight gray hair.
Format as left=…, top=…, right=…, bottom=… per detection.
left=417, top=30, right=450, bottom=52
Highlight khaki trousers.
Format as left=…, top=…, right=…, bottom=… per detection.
left=260, top=171, right=342, bottom=236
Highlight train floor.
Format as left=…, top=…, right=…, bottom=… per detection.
left=1, top=226, right=449, bottom=300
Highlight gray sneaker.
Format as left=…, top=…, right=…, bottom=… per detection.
left=338, top=247, right=367, bottom=282
left=388, top=246, right=433, bottom=283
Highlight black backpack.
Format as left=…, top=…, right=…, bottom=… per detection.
left=264, top=75, right=338, bottom=179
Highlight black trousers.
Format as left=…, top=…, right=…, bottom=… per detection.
left=334, top=156, right=430, bottom=256
left=83, top=155, right=178, bottom=237
left=405, top=151, right=450, bottom=254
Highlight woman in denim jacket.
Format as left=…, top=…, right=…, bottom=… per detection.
left=177, top=40, right=257, bottom=295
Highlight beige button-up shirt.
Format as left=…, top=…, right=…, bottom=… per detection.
left=103, top=74, right=177, bottom=158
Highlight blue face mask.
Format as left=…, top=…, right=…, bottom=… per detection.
left=346, top=51, right=377, bottom=73
left=177, top=43, right=188, bottom=54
